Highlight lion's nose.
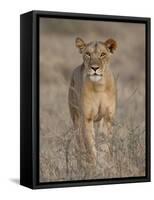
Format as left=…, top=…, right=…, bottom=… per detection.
left=91, top=66, right=99, bottom=71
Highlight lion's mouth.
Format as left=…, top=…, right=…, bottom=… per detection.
left=90, top=73, right=103, bottom=76
left=88, top=73, right=103, bottom=82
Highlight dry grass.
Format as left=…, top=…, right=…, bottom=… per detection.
left=39, top=18, right=145, bottom=182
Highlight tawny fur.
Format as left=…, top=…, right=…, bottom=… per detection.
left=68, top=37, right=117, bottom=169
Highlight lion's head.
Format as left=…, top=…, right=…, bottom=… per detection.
left=75, top=37, right=117, bottom=82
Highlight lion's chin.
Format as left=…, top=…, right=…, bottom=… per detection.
left=89, top=75, right=102, bottom=82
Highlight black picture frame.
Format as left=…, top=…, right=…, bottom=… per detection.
left=20, top=10, right=151, bottom=189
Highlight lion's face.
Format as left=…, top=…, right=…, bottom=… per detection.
left=75, top=38, right=117, bottom=82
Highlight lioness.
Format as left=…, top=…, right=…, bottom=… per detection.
left=68, top=37, right=117, bottom=168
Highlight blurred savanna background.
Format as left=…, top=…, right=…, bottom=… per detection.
left=39, top=17, right=146, bottom=182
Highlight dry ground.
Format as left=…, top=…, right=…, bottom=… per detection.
left=39, top=18, right=145, bottom=182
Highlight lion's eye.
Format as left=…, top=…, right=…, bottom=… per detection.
left=100, top=52, right=106, bottom=57
left=85, top=52, right=90, bottom=57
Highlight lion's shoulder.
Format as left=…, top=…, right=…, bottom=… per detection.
left=71, top=64, right=84, bottom=86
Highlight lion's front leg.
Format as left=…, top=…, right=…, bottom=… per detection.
left=81, top=118, right=97, bottom=169
left=98, top=105, right=115, bottom=158
left=103, top=114, right=114, bottom=157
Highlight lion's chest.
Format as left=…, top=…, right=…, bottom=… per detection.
left=82, top=90, right=109, bottom=122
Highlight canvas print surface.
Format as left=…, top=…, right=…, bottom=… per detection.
left=39, top=17, right=145, bottom=182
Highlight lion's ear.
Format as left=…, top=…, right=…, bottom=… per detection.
left=105, top=38, right=117, bottom=53
left=75, top=37, right=86, bottom=53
